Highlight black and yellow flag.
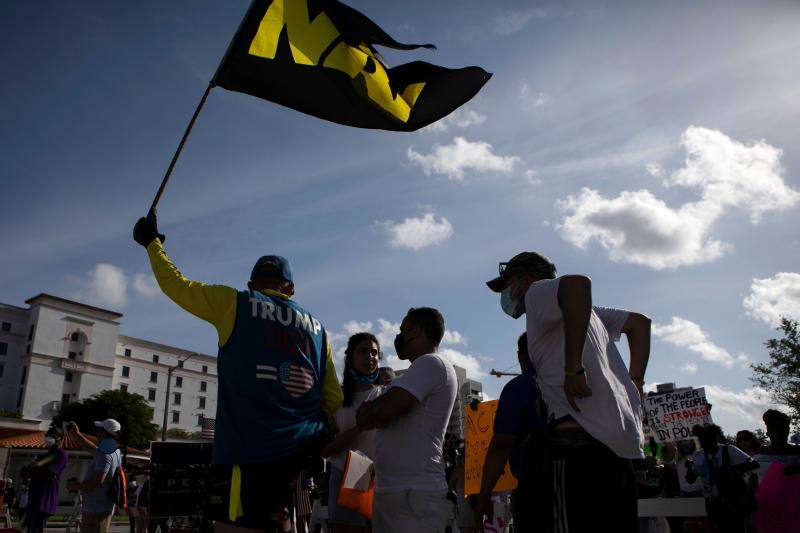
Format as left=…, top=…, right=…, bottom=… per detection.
left=212, top=0, right=491, bottom=131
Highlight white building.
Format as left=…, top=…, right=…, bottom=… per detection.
left=0, top=293, right=217, bottom=433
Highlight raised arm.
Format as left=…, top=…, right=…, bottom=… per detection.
left=557, top=275, right=593, bottom=411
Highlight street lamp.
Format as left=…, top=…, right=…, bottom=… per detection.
left=161, top=352, right=198, bottom=441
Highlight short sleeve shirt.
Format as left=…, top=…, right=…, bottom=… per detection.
left=329, top=386, right=383, bottom=470
left=82, top=449, right=121, bottom=514
left=374, top=353, right=457, bottom=493
left=494, top=368, right=541, bottom=479
left=524, top=277, right=644, bottom=459
left=691, top=445, right=751, bottom=498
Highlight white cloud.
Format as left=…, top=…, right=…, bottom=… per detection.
left=519, top=82, right=550, bottom=110
left=557, top=127, right=799, bottom=269
left=493, top=8, right=547, bottom=35
left=132, top=273, right=161, bottom=297
left=407, top=137, right=521, bottom=180
left=743, top=272, right=800, bottom=327
left=646, top=162, right=664, bottom=177
left=398, top=23, right=415, bottom=32
left=681, top=362, right=699, bottom=374
left=74, top=263, right=128, bottom=308
left=378, top=212, right=454, bottom=251
left=667, top=126, right=799, bottom=223
left=703, top=385, right=782, bottom=428
left=438, top=347, right=487, bottom=379
left=442, top=330, right=467, bottom=346
left=558, top=188, right=728, bottom=269
left=422, top=109, right=487, bottom=133
left=653, top=317, right=746, bottom=367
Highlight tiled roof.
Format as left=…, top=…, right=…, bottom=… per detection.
left=0, top=429, right=148, bottom=456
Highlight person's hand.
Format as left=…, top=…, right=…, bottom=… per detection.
left=564, top=373, right=592, bottom=411
left=355, top=401, right=373, bottom=430
left=474, top=492, right=492, bottom=530
left=133, top=209, right=166, bottom=248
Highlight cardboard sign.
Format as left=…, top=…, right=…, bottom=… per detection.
left=644, top=388, right=712, bottom=442
left=464, top=400, right=518, bottom=495
left=750, top=461, right=800, bottom=533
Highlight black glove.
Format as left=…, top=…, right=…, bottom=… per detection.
left=133, top=209, right=166, bottom=247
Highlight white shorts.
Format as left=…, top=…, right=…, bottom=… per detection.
left=372, top=490, right=452, bottom=533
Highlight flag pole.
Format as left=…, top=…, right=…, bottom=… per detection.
left=149, top=83, right=214, bottom=212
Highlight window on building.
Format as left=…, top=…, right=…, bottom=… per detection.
left=65, top=372, right=73, bottom=383
left=148, top=389, right=156, bottom=401
left=71, top=332, right=79, bottom=342
left=200, top=381, right=207, bottom=392
left=120, top=384, right=128, bottom=393
left=68, top=352, right=77, bottom=359
left=172, top=411, right=180, bottom=424
left=28, top=325, right=34, bottom=342
left=20, top=366, right=27, bottom=384
left=61, top=393, right=70, bottom=405
left=1, top=322, right=10, bottom=332
left=122, top=366, right=130, bottom=378
left=174, top=393, right=181, bottom=405
left=175, top=376, right=183, bottom=388
left=148, top=407, right=155, bottom=420
left=202, top=365, right=208, bottom=374
left=197, top=415, right=204, bottom=426
left=16, top=388, right=24, bottom=408
left=0, top=342, right=7, bottom=356
left=198, top=397, right=206, bottom=409
left=178, top=360, right=184, bottom=368
left=124, top=348, right=131, bottom=357
left=149, top=371, right=157, bottom=383
left=0, top=363, right=4, bottom=378
left=152, top=354, right=159, bottom=364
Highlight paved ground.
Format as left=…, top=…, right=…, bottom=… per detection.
left=42, top=523, right=130, bottom=533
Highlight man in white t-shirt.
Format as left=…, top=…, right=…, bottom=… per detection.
left=355, top=307, right=457, bottom=533
left=486, top=251, right=651, bottom=532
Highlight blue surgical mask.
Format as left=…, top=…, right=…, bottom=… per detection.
left=501, top=288, right=523, bottom=318
left=347, top=366, right=379, bottom=385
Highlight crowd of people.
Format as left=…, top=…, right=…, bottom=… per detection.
left=118, top=212, right=800, bottom=532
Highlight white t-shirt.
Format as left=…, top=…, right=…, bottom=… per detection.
left=691, top=445, right=750, bottom=497
left=329, top=386, right=383, bottom=471
left=374, top=353, right=457, bottom=493
left=524, top=277, right=644, bottom=459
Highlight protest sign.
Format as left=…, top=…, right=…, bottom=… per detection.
left=751, top=461, right=800, bottom=533
left=464, top=400, right=517, bottom=495
left=644, top=387, right=712, bottom=442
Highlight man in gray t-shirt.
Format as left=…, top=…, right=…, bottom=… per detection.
left=67, top=419, right=123, bottom=533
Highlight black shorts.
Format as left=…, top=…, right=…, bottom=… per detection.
left=209, top=461, right=307, bottom=529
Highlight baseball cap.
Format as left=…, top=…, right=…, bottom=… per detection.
left=94, top=418, right=122, bottom=434
left=250, top=255, right=293, bottom=283
left=486, top=251, right=557, bottom=292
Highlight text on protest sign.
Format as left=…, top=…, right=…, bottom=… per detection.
left=464, top=400, right=517, bottom=495
left=644, top=387, right=712, bottom=442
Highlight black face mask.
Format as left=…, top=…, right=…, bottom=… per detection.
left=394, top=332, right=412, bottom=360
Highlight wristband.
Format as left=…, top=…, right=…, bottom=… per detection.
left=564, top=367, right=585, bottom=377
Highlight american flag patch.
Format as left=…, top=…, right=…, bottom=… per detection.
left=256, top=363, right=314, bottom=398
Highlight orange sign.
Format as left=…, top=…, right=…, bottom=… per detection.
left=464, top=400, right=518, bottom=495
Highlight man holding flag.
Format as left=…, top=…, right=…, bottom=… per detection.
left=133, top=211, right=342, bottom=532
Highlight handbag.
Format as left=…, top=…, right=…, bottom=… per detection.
left=337, top=450, right=374, bottom=519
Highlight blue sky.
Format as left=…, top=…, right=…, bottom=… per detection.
left=2, top=0, right=800, bottom=436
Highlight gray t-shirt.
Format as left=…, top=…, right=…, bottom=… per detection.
left=82, top=449, right=120, bottom=514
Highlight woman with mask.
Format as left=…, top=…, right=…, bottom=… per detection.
left=323, top=333, right=382, bottom=533
left=23, top=429, right=68, bottom=533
